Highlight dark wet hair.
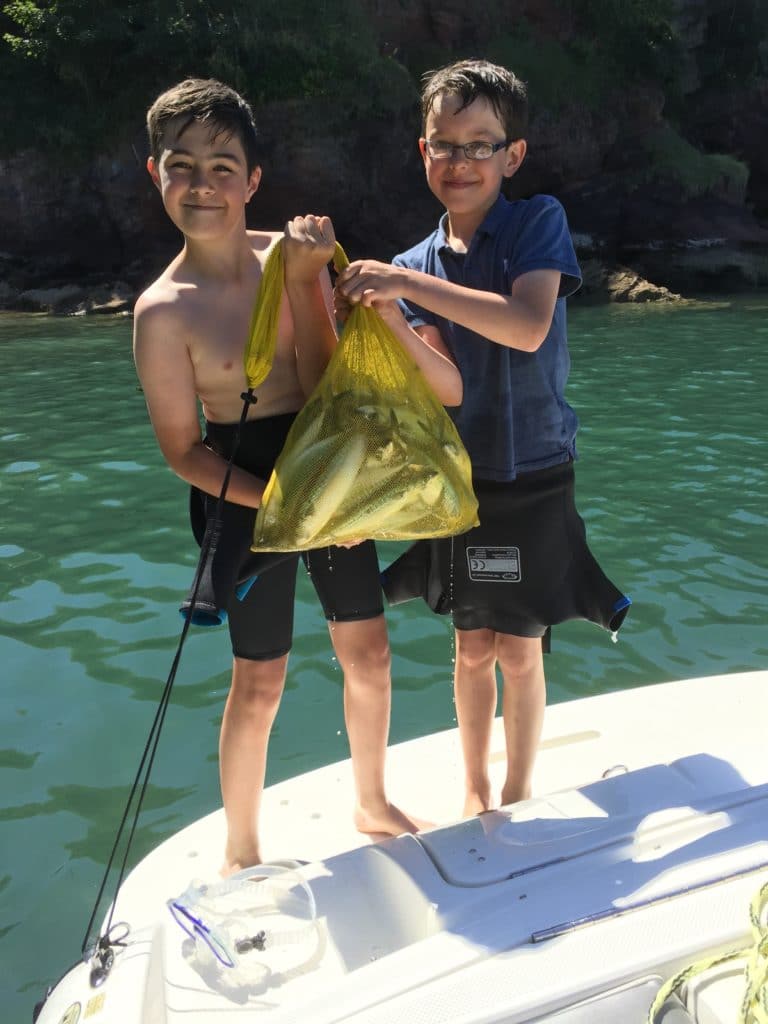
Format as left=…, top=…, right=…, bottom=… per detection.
left=421, top=59, right=528, bottom=141
left=146, top=78, right=260, bottom=173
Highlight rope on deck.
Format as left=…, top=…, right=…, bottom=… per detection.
left=648, top=877, right=768, bottom=1023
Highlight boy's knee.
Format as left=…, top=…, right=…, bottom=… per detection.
left=495, top=634, right=543, bottom=680
left=331, top=618, right=391, bottom=676
left=346, top=637, right=392, bottom=679
left=455, top=629, right=496, bottom=671
left=230, top=655, right=287, bottom=707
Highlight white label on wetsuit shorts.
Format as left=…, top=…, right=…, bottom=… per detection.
left=466, top=546, right=521, bottom=582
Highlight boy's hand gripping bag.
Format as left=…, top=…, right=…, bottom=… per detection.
left=249, top=243, right=479, bottom=551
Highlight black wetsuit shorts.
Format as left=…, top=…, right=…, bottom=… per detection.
left=186, top=415, right=384, bottom=661
left=382, top=460, right=630, bottom=640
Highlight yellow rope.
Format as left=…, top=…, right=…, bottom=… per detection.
left=741, top=880, right=768, bottom=1023
left=647, top=878, right=768, bottom=1023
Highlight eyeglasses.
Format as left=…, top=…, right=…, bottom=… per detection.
left=422, top=139, right=509, bottom=161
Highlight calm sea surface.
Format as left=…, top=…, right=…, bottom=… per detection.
left=1, top=299, right=767, bottom=1018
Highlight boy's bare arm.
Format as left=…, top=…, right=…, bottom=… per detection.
left=283, top=215, right=338, bottom=397
left=357, top=298, right=462, bottom=407
left=133, top=298, right=266, bottom=508
left=337, top=260, right=561, bottom=352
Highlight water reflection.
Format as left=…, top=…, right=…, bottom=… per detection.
left=1, top=299, right=767, bottom=1018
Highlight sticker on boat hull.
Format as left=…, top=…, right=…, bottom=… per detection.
left=84, top=993, right=106, bottom=1018
left=466, top=546, right=521, bottom=582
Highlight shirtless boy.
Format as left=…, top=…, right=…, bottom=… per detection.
left=133, top=79, right=461, bottom=873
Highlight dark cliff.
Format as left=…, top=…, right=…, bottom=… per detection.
left=1, top=0, right=766, bottom=312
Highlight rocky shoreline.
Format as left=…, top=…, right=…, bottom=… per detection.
left=0, top=264, right=683, bottom=318
left=2, top=154, right=765, bottom=316
left=0, top=247, right=731, bottom=317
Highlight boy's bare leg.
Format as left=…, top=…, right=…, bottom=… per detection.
left=328, top=616, right=426, bottom=837
left=453, top=627, right=499, bottom=816
left=218, top=654, right=288, bottom=876
left=496, top=634, right=546, bottom=806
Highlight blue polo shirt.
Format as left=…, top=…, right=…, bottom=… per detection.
left=393, top=193, right=582, bottom=481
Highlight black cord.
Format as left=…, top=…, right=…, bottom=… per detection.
left=80, top=388, right=257, bottom=958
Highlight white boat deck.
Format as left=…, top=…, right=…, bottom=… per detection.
left=34, top=671, right=768, bottom=1024
left=122, top=669, right=768, bottom=890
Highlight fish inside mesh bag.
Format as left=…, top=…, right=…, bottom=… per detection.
left=252, top=302, right=478, bottom=552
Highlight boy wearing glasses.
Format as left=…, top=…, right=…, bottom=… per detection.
left=134, top=79, right=459, bottom=874
left=337, top=59, right=628, bottom=819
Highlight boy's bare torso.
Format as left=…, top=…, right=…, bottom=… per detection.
left=143, top=230, right=305, bottom=424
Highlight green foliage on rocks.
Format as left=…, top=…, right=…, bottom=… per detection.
left=499, top=0, right=678, bottom=111
left=560, top=0, right=678, bottom=84
left=694, top=0, right=768, bottom=88
left=0, top=0, right=763, bottom=201
left=0, top=0, right=415, bottom=158
left=485, top=27, right=604, bottom=112
left=632, top=124, right=750, bottom=200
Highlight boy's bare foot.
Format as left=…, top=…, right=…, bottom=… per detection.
left=354, top=801, right=432, bottom=838
left=500, top=782, right=532, bottom=807
left=463, top=786, right=493, bottom=817
left=220, top=843, right=262, bottom=878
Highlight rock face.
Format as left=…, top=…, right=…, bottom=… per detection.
left=15, top=283, right=134, bottom=316
left=0, top=1, right=766, bottom=310
left=578, top=261, right=684, bottom=304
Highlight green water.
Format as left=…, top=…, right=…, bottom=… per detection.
left=1, top=299, right=767, bottom=1018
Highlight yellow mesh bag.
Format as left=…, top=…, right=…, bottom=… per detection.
left=244, top=240, right=284, bottom=389
left=250, top=243, right=478, bottom=551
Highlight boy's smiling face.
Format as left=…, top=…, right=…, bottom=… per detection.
left=421, top=93, right=526, bottom=231
left=148, top=117, right=261, bottom=241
